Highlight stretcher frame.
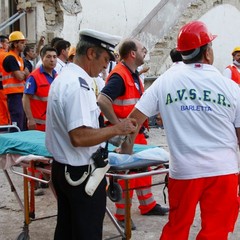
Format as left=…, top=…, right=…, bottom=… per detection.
left=106, top=164, right=169, bottom=240
left=0, top=128, right=169, bottom=240
left=0, top=125, right=55, bottom=240
left=10, top=160, right=54, bottom=240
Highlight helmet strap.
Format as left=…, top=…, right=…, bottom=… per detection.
left=181, top=48, right=200, bottom=60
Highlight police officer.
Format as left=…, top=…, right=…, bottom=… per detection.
left=45, top=29, right=137, bottom=240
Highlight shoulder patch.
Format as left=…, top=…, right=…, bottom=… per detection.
left=79, top=77, right=90, bottom=90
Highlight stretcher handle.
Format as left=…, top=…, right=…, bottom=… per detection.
left=106, top=168, right=169, bottom=180
left=10, top=166, right=50, bottom=184
left=0, top=124, right=21, bottom=132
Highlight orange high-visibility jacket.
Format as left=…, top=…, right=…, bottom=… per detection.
left=106, top=62, right=144, bottom=118
left=2, top=50, right=25, bottom=95
left=227, top=65, right=240, bottom=84
left=0, top=49, right=7, bottom=77
left=0, top=49, right=11, bottom=125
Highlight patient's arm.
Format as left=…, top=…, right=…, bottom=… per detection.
left=120, top=108, right=147, bottom=154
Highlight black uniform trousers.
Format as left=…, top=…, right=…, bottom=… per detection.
left=52, top=160, right=107, bottom=240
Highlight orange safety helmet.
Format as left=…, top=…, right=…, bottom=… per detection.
left=9, top=31, right=26, bottom=42
left=176, top=21, right=217, bottom=52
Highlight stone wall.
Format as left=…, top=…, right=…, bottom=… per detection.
left=144, top=0, right=240, bottom=78
left=14, top=0, right=240, bottom=80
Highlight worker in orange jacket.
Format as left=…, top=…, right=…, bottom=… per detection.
left=223, top=46, right=240, bottom=84
left=0, top=35, right=10, bottom=126
left=1, top=31, right=29, bottom=130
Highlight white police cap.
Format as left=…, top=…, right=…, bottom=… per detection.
left=79, top=29, right=121, bottom=60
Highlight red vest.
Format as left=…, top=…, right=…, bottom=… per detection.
left=29, top=68, right=52, bottom=131
left=227, top=65, right=240, bottom=84
left=2, top=50, right=25, bottom=94
left=106, top=62, right=144, bottom=118
left=0, top=50, right=11, bottom=124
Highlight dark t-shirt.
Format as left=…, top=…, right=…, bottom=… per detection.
left=24, top=58, right=33, bottom=73
left=3, top=55, right=24, bottom=72
left=100, top=64, right=142, bottom=101
left=101, top=73, right=125, bottom=101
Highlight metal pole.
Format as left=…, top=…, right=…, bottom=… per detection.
left=0, top=11, right=20, bottom=28
left=0, top=11, right=26, bottom=32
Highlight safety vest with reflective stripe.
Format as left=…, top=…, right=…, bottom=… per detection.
left=29, top=68, right=51, bottom=131
left=0, top=50, right=7, bottom=90
left=2, top=50, right=25, bottom=94
left=0, top=50, right=11, bottom=124
left=227, top=65, right=240, bottom=84
left=106, top=62, right=144, bottom=118
left=0, top=49, right=7, bottom=79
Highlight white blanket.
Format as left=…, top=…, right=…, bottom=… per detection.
left=0, top=154, right=51, bottom=170
left=109, top=147, right=169, bottom=166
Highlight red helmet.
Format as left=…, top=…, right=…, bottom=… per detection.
left=176, top=21, right=217, bottom=51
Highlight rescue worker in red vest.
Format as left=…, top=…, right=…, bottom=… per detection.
left=0, top=35, right=11, bottom=126
left=97, top=38, right=169, bottom=230
left=223, top=46, right=240, bottom=84
left=223, top=47, right=240, bottom=196
left=22, top=45, right=57, bottom=131
left=1, top=31, right=29, bottom=130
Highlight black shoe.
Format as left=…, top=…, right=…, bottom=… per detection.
left=142, top=204, right=169, bottom=216
left=117, top=219, right=136, bottom=231
left=40, top=182, right=49, bottom=188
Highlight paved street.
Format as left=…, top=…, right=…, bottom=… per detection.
left=0, top=128, right=239, bottom=239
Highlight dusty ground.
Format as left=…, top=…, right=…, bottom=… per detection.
left=0, top=128, right=239, bottom=240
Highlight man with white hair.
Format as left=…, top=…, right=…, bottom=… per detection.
left=46, top=29, right=137, bottom=240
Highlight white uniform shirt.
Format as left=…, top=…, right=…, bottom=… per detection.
left=46, top=63, right=101, bottom=166
left=137, top=65, right=145, bottom=86
left=35, top=59, right=42, bottom=69
left=136, top=63, right=240, bottom=179
left=92, top=76, right=105, bottom=96
left=223, top=67, right=232, bottom=79
left=55, top=58, right=66, bottom=73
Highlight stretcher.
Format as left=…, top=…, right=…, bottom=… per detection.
left=106, top=147, right=169, bottom=240
left=0, top=127, right=53, bottom=240
left=0, top=128, right=169, bottom=240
